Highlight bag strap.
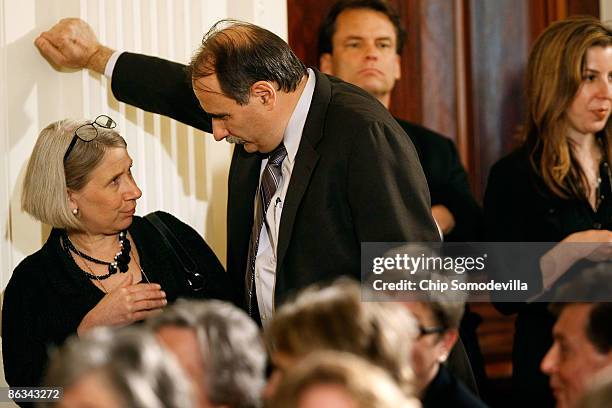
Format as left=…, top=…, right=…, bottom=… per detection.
left=145, top=211, right=199, bottom=277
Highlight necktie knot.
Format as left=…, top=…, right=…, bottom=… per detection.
left=268, top=143, right=287, bottom=167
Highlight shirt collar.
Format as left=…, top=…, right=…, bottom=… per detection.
left=282, top=68, right=316, bottom=165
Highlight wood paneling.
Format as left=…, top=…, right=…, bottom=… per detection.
left=468, top=0, right=531, bottom=197
left=288, top=0, right=600, bottom=200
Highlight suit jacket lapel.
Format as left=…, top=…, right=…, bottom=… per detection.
left=276, top=69, right=331, bottom=272
left=227, top=146, right=261, bottom=287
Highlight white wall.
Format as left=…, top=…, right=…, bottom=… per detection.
left=603, top=0, right=612, bottom=22
left=0, top=0, right=287, bottom=394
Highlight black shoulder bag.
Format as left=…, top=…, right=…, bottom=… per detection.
left=145, top=212, right=205, bottom=293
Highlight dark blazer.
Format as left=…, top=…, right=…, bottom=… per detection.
left=484, top=146, right=612, bottom=407
left=422, top=365, right=488, bottom=408
left=2, top=212, right=230, bottom=390
left=397, top=119, right=482, bottom=242
left=110, top=53, right=440, bottom=307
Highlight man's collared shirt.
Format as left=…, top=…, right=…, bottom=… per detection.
left=255, top=68, right=316, bottom=323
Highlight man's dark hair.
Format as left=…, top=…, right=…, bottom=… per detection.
left=550, top=263, right=612, bottom=354
left=189, top=19, right=307, bottom=105
left=317, top=0, right=406, bottom=58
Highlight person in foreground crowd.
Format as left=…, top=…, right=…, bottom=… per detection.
left=43, top=326, right=194, bottom=408
left=484, top=16, right=612, bottom=406
left=318, top=0, right=482, bottom=242
left=268, top=351, right=420, bottom=408
left=403, top=294, right=487, bottom=408
left=374, top=244, right=486, bottom=407
left=147, top=299, right=266, bottom=408
left=263, top=278, right=418, bottom=400
left=540, top=264, right=612, bottom=408
left=2, top=117, right=230, bottom=388
left=34, top=16, right=439, bottom=324
left=316, top=0, right=486, bottom=391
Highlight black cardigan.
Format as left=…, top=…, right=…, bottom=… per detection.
left=483, top=146, right=612, bottom=406
left=422, top=365, right=488, bottom=408
left=2, top=211, right=231, bottom=388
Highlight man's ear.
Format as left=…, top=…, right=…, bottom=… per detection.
left=250, top=81, right=277, bottom=108
left=394, top=54, right=401, bottom=81
left=320, top=53, right=334, bottom=75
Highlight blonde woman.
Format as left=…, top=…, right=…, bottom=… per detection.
left=269, top=351, right=421, bottom=408
left=484, top=16, right=612, bottom=406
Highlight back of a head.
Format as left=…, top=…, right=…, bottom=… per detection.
left=43, top=326, right=193, bottom=408
left=147, top=299, right=266, bottom=408
left=267, top=278, right=418, bottom=396
left=376, top=244, right=467, bottom=330
left=269, top=351, right=421, bottom=408
left=22, top=118, right=126, bottom=231
left=189, top=19, right=307, bottom=105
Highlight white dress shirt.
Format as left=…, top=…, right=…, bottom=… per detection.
left=254, top=69, right=316, bottom=323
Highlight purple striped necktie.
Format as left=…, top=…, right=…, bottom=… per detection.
left=245, top=143, right=288, bottom=317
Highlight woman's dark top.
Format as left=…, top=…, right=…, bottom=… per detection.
left=483, top=146, right=612, bottom=406
left=2, top=211, right=231, bottom=388
left=422, top=365, right=488, bottom=408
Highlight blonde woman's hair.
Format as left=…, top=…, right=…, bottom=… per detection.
left=21, top=118, right=126, bottom=231
left=524, top=16, right=612, bottom=199
left=266, top=278, right=418, bottom=397
left=268, top=351, right=421, bottom=408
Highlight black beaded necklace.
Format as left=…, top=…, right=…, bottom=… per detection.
left=62, top=231, right=131, bottom=280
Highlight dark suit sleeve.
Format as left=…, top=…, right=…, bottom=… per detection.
left=435, top=138, right=483, bottom=242
left=111, top=52, right=212, bottom=133
left=347, top=121, right=440, bottom=242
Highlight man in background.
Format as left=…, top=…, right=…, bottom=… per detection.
left=318, top=0, right=482, bottom=242
left=315, top=0, right=486, bottom=393
left=541, top=265, right=612, bottom=408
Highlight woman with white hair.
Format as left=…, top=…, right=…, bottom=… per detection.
left=2, top=116, right=231, bottom=390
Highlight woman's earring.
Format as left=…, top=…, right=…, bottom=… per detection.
left=72, top=208, right=79, bottom=216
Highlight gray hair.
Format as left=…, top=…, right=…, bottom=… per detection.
left=42, top=326, right=194, bottom=408
left=147, top=299, right=265, bottom=408
left=22, top=118, right=126, bottom=231
left=378, top=244, right=467, bottom=329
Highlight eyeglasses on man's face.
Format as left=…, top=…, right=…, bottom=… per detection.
left=418, top=325, right=446, bottom=338
left=63, top=115, right=117, bottom=161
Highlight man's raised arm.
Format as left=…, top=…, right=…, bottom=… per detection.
left=35, top=18, right=211, bottom=132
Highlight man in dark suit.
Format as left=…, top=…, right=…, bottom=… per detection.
left=314, top=0, right=486, bottom=395
left=35, top=18, right=439, bottom=323
left=318, top=0, right=482, bottom=242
